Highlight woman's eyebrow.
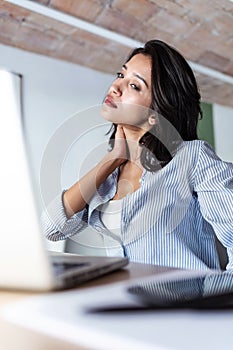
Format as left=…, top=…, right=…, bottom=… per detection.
left=122, top=64, right=148, bottom=88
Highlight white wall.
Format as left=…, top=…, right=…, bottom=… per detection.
left=0, top=43, right=113, bottom=179
left=0, top=44, right=114, bottom=252
left=213, top=104, right=233, bottom=163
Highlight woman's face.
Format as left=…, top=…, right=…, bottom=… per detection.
left=101, top=53, right=153, bottom=130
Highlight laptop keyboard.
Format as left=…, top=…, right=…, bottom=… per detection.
left=53, top=262, right=89, bottom=274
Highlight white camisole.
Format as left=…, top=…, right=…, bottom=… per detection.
left=100, top=199, right=124, bottom=257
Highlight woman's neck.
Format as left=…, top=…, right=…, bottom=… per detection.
left=122, top=126, right=144, bottom=163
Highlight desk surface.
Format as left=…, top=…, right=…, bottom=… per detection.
left=0, top=262, right=169, bottom=350
left=2, top=263, right=233, bottom=350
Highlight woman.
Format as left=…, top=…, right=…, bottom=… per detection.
left=43, top=40, right=233, bottom=270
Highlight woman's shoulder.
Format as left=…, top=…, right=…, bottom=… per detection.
left=177, top=140, right=216, bottom=159
left=172, top=140, right=221, bottom=175
left=180, top=140, right=233, bottom=175
left=178, top=139, right=213, bottom=150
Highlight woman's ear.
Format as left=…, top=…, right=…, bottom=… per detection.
left=148, top=114, right=157, bottom=126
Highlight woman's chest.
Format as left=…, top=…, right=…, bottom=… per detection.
left=112, top=162, right=143, bottom=200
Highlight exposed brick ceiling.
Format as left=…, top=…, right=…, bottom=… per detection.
left=0, top=0, right=233, bottom=107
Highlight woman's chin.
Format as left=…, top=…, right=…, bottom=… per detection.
left=101, top=105, right=121, bottom=123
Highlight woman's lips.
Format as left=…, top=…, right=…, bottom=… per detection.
left=104, top=95, right=118, bottom=108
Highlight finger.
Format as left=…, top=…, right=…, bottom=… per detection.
left=116, top=125, right=125, bottom=139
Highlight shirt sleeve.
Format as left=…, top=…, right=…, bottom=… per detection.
left=40, top=191, right=88, bottom=241
left=193, top=141, right=233, bottom=269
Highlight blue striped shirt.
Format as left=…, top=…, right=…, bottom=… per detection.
left=42, top=140, right=233, bottom=270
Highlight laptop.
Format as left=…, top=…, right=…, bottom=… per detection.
left=0, top=69, right=128, bottom=291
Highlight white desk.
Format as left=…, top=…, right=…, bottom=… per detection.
left=0, top=262, right=169, bottom=350
left=1, top=263, right=233, bottom=350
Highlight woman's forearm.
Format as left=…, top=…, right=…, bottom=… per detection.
left=63, top=126, right=127, bottom=218
left=63, top=152, right=123, bottom=218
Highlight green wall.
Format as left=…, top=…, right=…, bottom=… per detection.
left=197, top=102, right=215, bottom=149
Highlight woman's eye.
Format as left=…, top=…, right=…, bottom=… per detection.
left=117, top=72, right=124, bottom=79
left=130, top=83, right=140, bottom=91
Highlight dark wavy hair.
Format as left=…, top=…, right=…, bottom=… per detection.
left=108, top=39, right=202, bottom=171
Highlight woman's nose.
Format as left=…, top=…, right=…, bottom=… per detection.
left=111, top=81, right=122, bottom=96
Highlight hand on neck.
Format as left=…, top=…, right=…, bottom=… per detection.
left=121, top=125, right=145, bottom=163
